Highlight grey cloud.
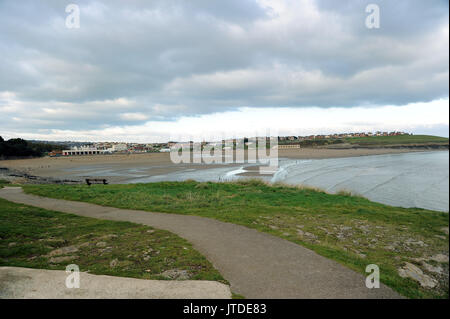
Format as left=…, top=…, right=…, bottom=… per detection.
left=0, top=0, right=448, bottom=133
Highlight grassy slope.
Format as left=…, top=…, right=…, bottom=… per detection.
left=345, top=135, right=449, bottom=146
left=0, top=197, right=225, bottom=283
left=0, top=179, right=10, bottom=188
left=24, top=181, right=449, bottom=298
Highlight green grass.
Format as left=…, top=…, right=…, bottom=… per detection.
left=0, top=197, right=225, bottom=284
left=231, top=292, right=246, bottom=299
left=345, top=135, right=449, bottom=146
left=0, top=179, right=10, bottom=188
left=23, top=180, right=449, bottom=299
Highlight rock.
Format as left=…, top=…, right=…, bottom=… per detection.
left=49, top=256, right=78, bottom=263
left=297, top=229, right=304, bottom=236
left=304, top=232, right=317, bottom=239
left=160, top=269, right=190, bottom=280
left=336, top=233, right=345, bottom=240
left=98, top=234, right=118, bottom=240
left=318, top=227, right=331, bottom=235
left=99, top=247, right=113, bottom=254
left=75, top=233, right=95, bottom=240
left=147, top=230, right=155, bottom=234
left=47, top=245, right=79, bottom=256
left=421, top=262, right=443, bottom=274
left=143, top=256, right=150, bottom=261
left=430, top=254, right=449, bottom=263
left=96, top=242, right=107, bottom=247
left=398, top=262, right=437, bottom=288
left=405, top=239, right=426, bottom=247
left=8, top=242, right=17, bottom=247
left=384, top=245, right=396, bottom=251
left=110, top=258, right=118, bottom=268
left=441, top=227, right=449, bottom=235
left=269, top=225, right=279, bottom=230
left=435, top=235, right=446, bottom=240
left=358, top=225, right=370, bottom=232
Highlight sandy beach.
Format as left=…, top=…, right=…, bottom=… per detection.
left=0, top=147, right=439, bottom=184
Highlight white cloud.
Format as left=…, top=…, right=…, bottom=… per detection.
left=2, top=99, right=447, bottom=142
left=120, top=113, right=149, bottom=121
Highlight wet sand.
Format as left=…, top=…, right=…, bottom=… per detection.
left=0, top=152, right=238, bottom=183
left=0, top=148, right=436, bottom=183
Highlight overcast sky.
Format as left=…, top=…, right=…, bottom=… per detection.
left=0, top=0, right=448, bottom=142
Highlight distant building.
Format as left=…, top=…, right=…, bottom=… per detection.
left=274, top=144, right=301, bottom=149
left=48, top=150, right=62, bottom=157
left=112, top=143, right=128, bottom=152
left=62, top=146, right=107, bottom=156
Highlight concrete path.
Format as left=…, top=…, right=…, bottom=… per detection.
left=0, top=267, right=231, bottom=299
left=0, top=187, right=402, bottom=298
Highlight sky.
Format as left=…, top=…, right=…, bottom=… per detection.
left=0, top=0, right=448, bottom=142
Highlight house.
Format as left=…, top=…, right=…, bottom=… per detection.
left=113, top=143, right=128, bottom=152
left=48, top=150, right=62, bottom=157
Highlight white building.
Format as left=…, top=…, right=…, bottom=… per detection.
left=112, top=143, right=128, bottom=152
left=62, top=146, right=108, bottom=156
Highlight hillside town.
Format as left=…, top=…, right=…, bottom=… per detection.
left=50, top=131, right=410, bottom=156
left=279, top=131, right=409, bottom=141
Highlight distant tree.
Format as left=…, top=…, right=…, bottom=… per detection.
left=0, top=137, right=67, bottom=159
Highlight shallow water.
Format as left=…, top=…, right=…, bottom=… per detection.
left=270, top=151, right=449, bottom=212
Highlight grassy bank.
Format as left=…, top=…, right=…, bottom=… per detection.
left=0, top=197, right=225, bottom=283
left=23, top=180, right=449, bottom=298
left=0, top=179, right=10, bottom=188
left=345, top=135, right=449, bottom=146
